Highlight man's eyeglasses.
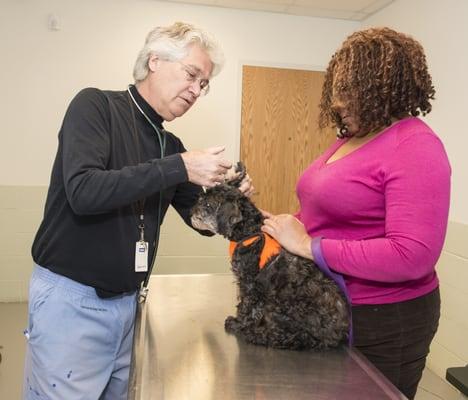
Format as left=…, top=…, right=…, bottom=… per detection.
left=177, top=62, right=210, bottom=96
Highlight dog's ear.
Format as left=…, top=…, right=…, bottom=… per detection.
left=217, top=201, right=243, bottom=237
left=226, top=162, right=247, bottom=188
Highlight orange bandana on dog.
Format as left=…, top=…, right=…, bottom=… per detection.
left=229, top=233, right=281, bottom=269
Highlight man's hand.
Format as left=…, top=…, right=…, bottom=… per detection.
left=181, top=146, right=232, bottom=187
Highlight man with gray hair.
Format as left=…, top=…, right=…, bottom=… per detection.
left=24, top=22, right=250, bottom=399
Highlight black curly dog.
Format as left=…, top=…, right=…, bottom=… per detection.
left=191, top=163, right=349, bottom=350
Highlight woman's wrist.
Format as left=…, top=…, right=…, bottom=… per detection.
left=299, top=235, right=314, bottom=260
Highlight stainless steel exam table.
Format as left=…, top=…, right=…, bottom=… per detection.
left=128, top=274, right=406, bottom=399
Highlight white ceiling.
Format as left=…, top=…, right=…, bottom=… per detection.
left=160, top=0, right=395, bottom=21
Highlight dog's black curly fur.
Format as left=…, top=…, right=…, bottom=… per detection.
left=191, top=164, right=349, bottom=350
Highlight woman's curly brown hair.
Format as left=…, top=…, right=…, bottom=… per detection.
left=319, top=27, right=435, bottom=138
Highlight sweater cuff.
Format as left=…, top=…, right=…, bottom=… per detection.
left=311, top=237, right=327, bottom=267
left=311, top=237, right=348, bottom=298
left=155, top=153, right=188, bottom=186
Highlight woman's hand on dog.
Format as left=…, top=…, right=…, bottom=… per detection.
left=261, top=211, right=313, bottom=260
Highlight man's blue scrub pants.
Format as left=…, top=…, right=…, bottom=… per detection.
left=23, top=265, right=137, bottom=400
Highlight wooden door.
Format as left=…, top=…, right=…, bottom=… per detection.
left=240, top=65, right=336, bottom=214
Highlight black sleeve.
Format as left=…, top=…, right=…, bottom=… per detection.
left=61, top=88, right=188, bottom=215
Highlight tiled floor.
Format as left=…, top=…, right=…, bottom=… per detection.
left=0, top=302, right=463, bottom=399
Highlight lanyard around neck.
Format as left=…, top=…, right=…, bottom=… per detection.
left=127, top=87, right=166, bottom=157
left=127, top=86, right=166, bottom=302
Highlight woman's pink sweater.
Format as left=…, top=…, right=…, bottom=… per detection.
left=299, top=117, right=451, bottom=305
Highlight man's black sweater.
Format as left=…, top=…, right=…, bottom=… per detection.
left=32, top=85, right=209, bottom=297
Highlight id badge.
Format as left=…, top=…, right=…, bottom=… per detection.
left=135, top=241, right=148, bottom=272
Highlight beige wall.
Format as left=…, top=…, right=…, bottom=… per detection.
left=0, top=186, right=47, bottom=301
left=1, top=0, right=467, bottom=385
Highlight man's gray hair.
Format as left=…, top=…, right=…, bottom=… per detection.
left=133, top=22, right=224, bottom=83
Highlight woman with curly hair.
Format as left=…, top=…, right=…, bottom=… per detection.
left=262, top=27, right=451, bottom=399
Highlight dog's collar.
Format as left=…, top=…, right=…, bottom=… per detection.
left=229, top=233, right=281, bottom=269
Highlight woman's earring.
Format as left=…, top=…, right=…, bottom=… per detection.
left=337, top=126, right=349, bottom=138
